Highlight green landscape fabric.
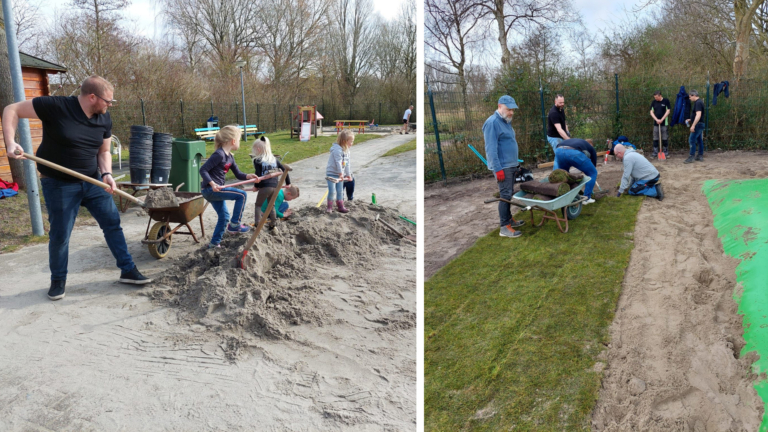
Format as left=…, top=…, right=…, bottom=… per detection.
left=703, top=178, right=768, bottom=431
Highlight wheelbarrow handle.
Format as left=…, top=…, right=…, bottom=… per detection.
left=15, top=150, right=144, bottom=206
left=484, top=197, right=531, bottom=210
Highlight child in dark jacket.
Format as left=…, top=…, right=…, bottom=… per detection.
left=250, top=135, right=291, bottom=227
left=199, top=125, right=257, bottom=248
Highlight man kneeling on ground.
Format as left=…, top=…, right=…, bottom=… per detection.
left=614, top=144, right=664, bottom=201
left=554, top=138, right=598, bottom=205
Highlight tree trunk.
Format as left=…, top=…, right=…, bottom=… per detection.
left=458, top=67, right=472, bottom=130
left=0, top=6, right=26, bottom=189
left=733, top=0, right=767, bottom=81
left=493, top=0, right=511, bottom=68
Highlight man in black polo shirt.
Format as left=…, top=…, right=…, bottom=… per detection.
left=650, top=91, right=671, bottom=157
left=547, top=94, right=569, bottom=168
left=684, top=90, right=706, bottom=164
left=3, top=75, right=151, bottom=301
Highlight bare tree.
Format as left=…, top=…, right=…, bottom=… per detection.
left=70, top=0, right=131, bottom=76
left=733, top=0, right=767, bottom=80
left=569, top=24, right=595, bottom=79
left=426, top=0, right=483, bottom=128
left=12, top=0, right=41, bottom=52
left=253, top=0, right=330, bottom=102
left=162, top=0, right=261, bottom=76
left=472, top=0, right=574, bottom=68
left=330, top=0, right=378, bottom=115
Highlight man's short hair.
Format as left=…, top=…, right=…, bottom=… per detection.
left=689, top=90, right=699, bottom=97
left=555, top=94, right=564, bottom=101
left=653, top=91, right=662, bottom=96
left=81, top=75, right=114, bottom=97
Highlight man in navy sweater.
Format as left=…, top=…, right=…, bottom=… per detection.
left=484, top=95, right=525, bottom=239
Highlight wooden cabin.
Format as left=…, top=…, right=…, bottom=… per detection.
left=0, top=52, right=67, bottom=183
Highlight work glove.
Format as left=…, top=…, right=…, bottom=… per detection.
left=495, top=170, right=505, bottom=182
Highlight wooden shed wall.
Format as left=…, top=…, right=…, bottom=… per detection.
left=0, top=67, right=49, bottom=182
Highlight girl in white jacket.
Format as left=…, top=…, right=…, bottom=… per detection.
left=325, top=130, right=354, bottom=213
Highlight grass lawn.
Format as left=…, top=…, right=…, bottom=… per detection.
left=382, top=138, right=416, bottom=157
left=425, top=196, right=643, bottom=431
left=0, top=192, right=49, bottom=253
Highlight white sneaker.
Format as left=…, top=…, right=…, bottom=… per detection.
left=583, top=198, right=595, bottom=205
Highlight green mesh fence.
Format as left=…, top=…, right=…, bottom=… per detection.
left=426, top=78, right=768, bottom=183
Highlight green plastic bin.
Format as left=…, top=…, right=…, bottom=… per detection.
left=169, top=138, right=206, bottom=193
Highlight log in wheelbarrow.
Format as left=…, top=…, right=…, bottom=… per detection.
left=141, top=187, right=209, bottom=258
left=485, top=175, right=591, bottom=234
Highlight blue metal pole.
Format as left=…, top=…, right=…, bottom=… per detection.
left=3, top=0, right=44, bottom=236
left=427, top=77, right=447, bottom=184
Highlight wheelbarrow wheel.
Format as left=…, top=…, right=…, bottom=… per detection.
left=147, top=221, right=172, bottom=259
left=566, top=196, right=583, bottom=220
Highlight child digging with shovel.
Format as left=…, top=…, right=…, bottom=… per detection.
left=250, top=135, right=291, bottom=229
left=326, top=130, right=354, bottom=213
left=200, top=125, right=258, bottom=248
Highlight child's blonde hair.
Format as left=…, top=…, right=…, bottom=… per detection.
left=214, top=125, right=241, bottom=150
left=250, top=136, right=276, bottom=165
left=338, top=130, right=354, bottom=151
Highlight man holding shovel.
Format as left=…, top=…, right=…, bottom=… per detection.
left=484, top=95, right=525, bottom=238
left=3, top=75, right=151, bottom=301
left=650, top=91, right=671, bottom=158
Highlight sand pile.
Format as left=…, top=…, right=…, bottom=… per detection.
left=144, top=187, right=180, bottom=208
left=151, top=202, right=415, bottom=344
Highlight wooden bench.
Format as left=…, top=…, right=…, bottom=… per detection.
left=194, top=125, right=263, bottom=141
left=334, top=120, right=368, bottom=134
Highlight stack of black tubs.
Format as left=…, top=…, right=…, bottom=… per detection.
left=129, top=125, right=153, bottom=184
left=151, top=132, right=173, bottom=184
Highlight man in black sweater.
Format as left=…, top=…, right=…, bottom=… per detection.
left=3, top=76, right=151, bottom=301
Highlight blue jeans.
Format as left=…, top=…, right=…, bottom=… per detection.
left=689, top=123, right=705, bottom=156
left=496, top=166, right=518, bottom=227
left=628, top=175, right=660, bottom=198
left=547, top=137, right=563, bottom=169
left=554, top=148, right=598, bottom=198
left=327, top=179, right=344, bottom=201
left=201, top=186, right=248, bottom=245
left=278, top=202, right=289, bottom=215
left=40, top=177, right=134, bottom=281
left=343, top=178, right=355, bottom=200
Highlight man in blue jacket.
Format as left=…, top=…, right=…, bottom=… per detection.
left=484, top=95, right=525, bottom=238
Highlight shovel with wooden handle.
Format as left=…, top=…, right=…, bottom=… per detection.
left=375, top=214, right=416, bottom=242
left=13, top=149, right=171, bottom=208
left=237, top=163, right=292, bottom=269
left=658, top=123, right=666, bottom=160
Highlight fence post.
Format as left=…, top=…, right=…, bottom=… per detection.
left=539, top=77, right=547, bottom=159
left=141, top=98, right=146, bottom=126
left=235, top=101, right=239, bottom=125
left=614, top=74, right=621, bottom=137
left=427, top=77, right=447, bottom=184
left=273, top=104, right=277, bottom=132
left=210, top=100, right=214, bottom=117
left=180, top=99, right=185, bottom=137
left=379, top=102, right=382, bottom=125
left=256, top=104, right=260, bottom=130
left=705, top=72, right=710, bottom=151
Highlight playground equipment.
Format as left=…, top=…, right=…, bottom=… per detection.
left=290, top=105, right=323, bottom=140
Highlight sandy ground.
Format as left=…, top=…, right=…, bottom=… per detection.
left=593, top=151, right=768, bottom=431
left=424, top=151, right=768, bottom=429
left=0, top=134, right=416, bottom=431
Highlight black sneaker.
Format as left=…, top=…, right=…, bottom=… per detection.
left=684, top=156, right=695, bottom=164
left=48, top=280, right=66, bottom=301
left=119, top=266, right=153, bottom=285
left=695, top=154, right=704, bottom=162
left=656, top=183, right=664, bottom=201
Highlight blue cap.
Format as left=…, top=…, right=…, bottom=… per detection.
left=498, top=95, right=518, bottom=109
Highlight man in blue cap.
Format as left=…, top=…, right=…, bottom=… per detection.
left=484, top=95, right=525, bottom=238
